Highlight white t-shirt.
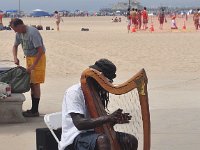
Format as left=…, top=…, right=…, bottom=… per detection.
left=59, top=83, right=90, bottom=150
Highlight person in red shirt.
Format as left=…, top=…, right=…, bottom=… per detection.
left=158, top=8, right=166, bottom=30
left=193, top=9, right=200, bottom=30
left=142, top=7, right=148, bottom=30
left=130, top=8, right=137, bottom=29
left=0, top=12, right=4, bottom=30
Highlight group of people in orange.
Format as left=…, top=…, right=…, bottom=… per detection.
left=127, top=7, right=149, bottom=33
left=127, top=7, right=200, bottom=32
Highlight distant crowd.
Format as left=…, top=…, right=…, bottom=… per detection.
left=1, top=8, right=200, bottom=32
left=127, top=7, right=149, bottom=32
left=126, top=7, right=200, bottom=32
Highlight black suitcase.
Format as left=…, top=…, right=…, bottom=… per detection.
left=36, top=128, right=62, bottom=150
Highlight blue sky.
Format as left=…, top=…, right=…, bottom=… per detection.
left=0, top=0, right=199, bottom=12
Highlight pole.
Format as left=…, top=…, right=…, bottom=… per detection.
left=128, top=0, right=131, bottom=9
left=19, top=0, right=21, bottom=17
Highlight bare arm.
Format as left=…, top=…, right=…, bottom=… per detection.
left=70, top=109, right=131, bottom=130
left=12, top=45, right=19, bottom=65
left=70, top=113, right=110, bottom=130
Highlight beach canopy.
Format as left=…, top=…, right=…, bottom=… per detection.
left=5, top=10, right=18, bottom=13
left=31, top=9, right=50, bottom=17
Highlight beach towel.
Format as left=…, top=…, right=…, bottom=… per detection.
left=0, top=66, right=30, bottom=93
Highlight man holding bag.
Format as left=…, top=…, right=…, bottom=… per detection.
left=10, top=18, right=46, bottom=117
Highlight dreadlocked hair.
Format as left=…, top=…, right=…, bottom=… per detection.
left=91, top=78, right=110, bottom=109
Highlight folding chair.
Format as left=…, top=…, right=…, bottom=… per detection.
left=44, top=112, right=62, bottom=148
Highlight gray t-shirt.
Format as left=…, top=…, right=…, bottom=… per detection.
left=15, top=26, right=46, bottom=56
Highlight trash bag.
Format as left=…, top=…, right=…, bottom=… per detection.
left=0, top=66, right=30, bottom=93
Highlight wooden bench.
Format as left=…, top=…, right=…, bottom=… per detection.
left=0, top=93, right=26, bottom=123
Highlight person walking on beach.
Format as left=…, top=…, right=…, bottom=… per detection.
left=193, top=9, right=199, bottom=30
left=54, top=11, right=63, bottom=31
left=0, top=12, right=4, bottom=30
left=130, top=8, right=137, bottom=29
left=142, top=7, right=148, bottom=30
left=199, top=9, right=200, bottom=29
left=10, top=18, right=46, bottom=117
left=137, top=9, right=142, bottom=30
left=60, top=58, right=138, bottom=150
left=158, top=8, right=166, bottom=30
left=127, top=8, right=131, bottom=33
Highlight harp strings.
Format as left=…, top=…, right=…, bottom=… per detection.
left=108, top=89, right=143, bottom=149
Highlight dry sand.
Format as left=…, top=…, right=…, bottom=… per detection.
left=0, top=16, right=200, bottom=150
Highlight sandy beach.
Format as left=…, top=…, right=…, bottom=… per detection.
left=0, top=16, right=200, bottom=150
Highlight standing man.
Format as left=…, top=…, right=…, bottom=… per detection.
left=10, top=18, right=46, bottom=117
left=130, top=8, right=137, bottom=29
left=137, top=9, right=142, bottom=30
left=0, top=11, right=4, bottom=30
left=193, top=8, right=200, bottom=30
left=142, top=7, right=148, bottom=30
left=126, top=7, right=131, bottom=33
left=158, top=8, right=166, bottom=30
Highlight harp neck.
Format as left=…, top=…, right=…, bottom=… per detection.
left=81, top=68, right=148, bottom=95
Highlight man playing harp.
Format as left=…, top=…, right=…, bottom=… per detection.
left=60, top=59, right=138, bottom=150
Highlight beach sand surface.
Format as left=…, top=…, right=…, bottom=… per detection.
left=0, top=16, right=200, bottom=150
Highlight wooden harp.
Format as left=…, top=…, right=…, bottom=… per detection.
left=81, top=68, right=151, bottom=150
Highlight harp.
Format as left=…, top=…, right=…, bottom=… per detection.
left=81, top=68, right=151, bottom=150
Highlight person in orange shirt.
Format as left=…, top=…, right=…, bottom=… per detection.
left=142, top=7, right=148, bottom=30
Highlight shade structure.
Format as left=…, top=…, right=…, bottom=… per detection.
left=31, top=9, right=50, bottom=17
left=5, top=10, right=18, bottom=13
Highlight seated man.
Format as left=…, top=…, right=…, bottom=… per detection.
left=60, top=59, right=138, bottom=150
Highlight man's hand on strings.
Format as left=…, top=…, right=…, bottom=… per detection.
left=108, top=108, right=132, bottom=125
left=117, top=112, right=132, bottom=124
left=108, top=108, right=123, bottom=125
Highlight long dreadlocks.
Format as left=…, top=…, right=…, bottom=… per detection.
left=92, top=78, right=110, bottom=109
left=89, top=58, right=117, bottom=109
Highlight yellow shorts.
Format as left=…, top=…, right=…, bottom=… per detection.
left=26, top=54, right=46, bottom=84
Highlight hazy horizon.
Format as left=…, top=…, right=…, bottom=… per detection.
left=0, top=0, right=199, bottom=12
